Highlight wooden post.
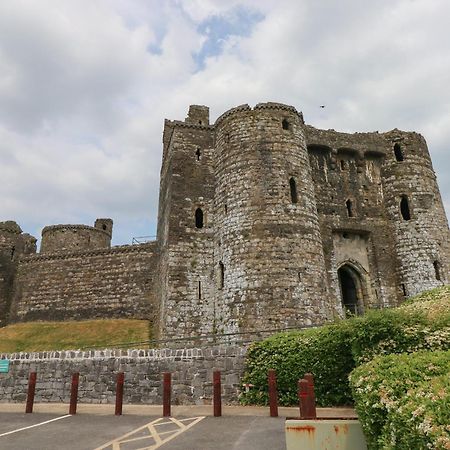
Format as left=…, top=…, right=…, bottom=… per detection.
left=69, top=373, right=79, bottom=415
left=268, top=369, right=278, bottom=417
left=304, top=373, right=317, bottom=419
left=25, top=372, right=37, bottom=414
left=115, top=372, right=124, bottom=416
left=213, top=370, right=222, bottom=417
left=163, top=372, right=171, bottom=417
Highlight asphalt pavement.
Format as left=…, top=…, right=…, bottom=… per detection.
left=0, top=404, right=357, bottom=450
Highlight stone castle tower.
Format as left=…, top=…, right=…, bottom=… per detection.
left=1, top=102, right=449, bottom=340
left=155, top=102, right=449, bottom=339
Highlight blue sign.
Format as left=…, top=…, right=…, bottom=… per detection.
left=0, top=360, right=10, bottom=373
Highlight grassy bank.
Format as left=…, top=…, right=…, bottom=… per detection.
left=0, top=319, right=150, bottom=353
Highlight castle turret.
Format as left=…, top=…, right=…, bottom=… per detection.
left=40, top=218, right=113, bottom=254
left=0, top=221, right=37, bottom=326
left=213, top=103, right=332, bottom=333
left=381, top=131, right=450, bottom=296
left=155, top=106, right=215, bottom=339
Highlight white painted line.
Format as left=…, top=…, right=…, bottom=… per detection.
left=150, top=416, right=205, bottom=450
left=0, top=414, right=72, bottom=438
left=94, top=416, right=206, bottom=450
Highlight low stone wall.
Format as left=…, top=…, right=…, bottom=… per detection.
left=0, top=345, right=247, bottom=405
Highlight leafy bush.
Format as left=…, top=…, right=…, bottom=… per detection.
left=349, top=308, right=450, bottom=364
left=349, top=350, right=450, bottom=449
left=384, top=375, right=450, bottom=450
left=240, top=286, right=450, bottom=407
left=401, top=285, right=450, bottom=329
left=241, top=323, right=355, bottom=406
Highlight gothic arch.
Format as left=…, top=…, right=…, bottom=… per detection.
left=337, top=260, right=367, bottom=316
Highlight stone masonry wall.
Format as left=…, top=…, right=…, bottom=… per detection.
left=0, top=222, right=36, bottom=326
left=10, top=243, right=157, bottom=322
left=213, top=104, right=331, bottom=333
left=40, top=223, right=112, bottom=254
left=0, top=345, right=247, bottom=405
left=305, top=127, right=404, bottom=310
left=304, top=126, right=449, bottom=310
left=155, top=103, right=450, bottom=340
left=156, top=110, right=216, bottom=340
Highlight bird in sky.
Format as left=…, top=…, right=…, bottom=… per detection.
left=319, top=105, right=325, bottom=108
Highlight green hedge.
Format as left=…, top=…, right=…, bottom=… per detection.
left=348, top=308, right=449, bottom=364
left=241, top=323, right=354, bottom=406
left=240, top=287, right=450, bottom=407
left=349, top=350, right=450, bottom=449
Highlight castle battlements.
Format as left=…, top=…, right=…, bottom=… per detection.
left=1, top=103, right=449, bottom=339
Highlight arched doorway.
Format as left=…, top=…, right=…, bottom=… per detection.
left=338, top=264, right=365, bottom=316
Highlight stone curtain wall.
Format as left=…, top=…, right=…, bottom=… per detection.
left=10, top=243, right=157, bottom=322
left=0, top=345, right=247, bottom=405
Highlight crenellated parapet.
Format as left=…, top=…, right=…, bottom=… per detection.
left=1, top=102, right=448, bottom=337
left=40, top=219, right=113, bottom=254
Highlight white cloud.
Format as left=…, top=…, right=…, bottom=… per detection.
left=1, top=0, right=449, bottom=247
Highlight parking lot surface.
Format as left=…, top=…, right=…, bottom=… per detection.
left=0, top=404, right=357, bottom=449
left=0, top=412, right=286, bottom=450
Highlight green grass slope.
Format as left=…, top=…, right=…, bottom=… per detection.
left=0, top=319, right=150, bottom=353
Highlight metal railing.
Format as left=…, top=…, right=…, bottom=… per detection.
left=131, top=235, right=156, bottom=244
left=79, top=325, right=316, bottom=350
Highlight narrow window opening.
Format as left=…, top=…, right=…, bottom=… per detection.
left=394, top=143, right=404, bottom=162
left=400, top=196, right=411, bottom=221
left=198, top=281, right=202, bottom=299
left=195, top=148, right=201, bottom=161
left=102, top=224, right=107, bottom=231
left=195, top=208, right=204, bottom=228
left=11, top=246, right=15, bottom=260
left=219, top=262, right=225, bottom=289
left=282, top=119, right=290, bottom=130
left=343, top=232, right=349, bottom=239
left=340, top=160, right=346, bottom=170
left=346, top=199, right=354, bottom=217
left=433, top=261, right=441, bottom=281
left=401, top=283, right=407, bottom=296
left=198, top=120, right=202, bottom=125
left=289, top=177, right=298, bottom=204
left=224, top=204, right=228, bottom=214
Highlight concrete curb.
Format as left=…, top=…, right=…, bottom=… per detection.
left=0, top=403, right=357, bottom=417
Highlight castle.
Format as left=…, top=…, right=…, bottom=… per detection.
left=1, top=102, right=449, bottom=340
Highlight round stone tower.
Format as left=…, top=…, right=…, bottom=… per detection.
left=213, top=103, right=332, bottom=334
left=40, top=218, right=113, bottom=254
left=381, top=131, right=450, bottom=297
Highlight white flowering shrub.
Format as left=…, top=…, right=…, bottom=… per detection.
left=349, top=350, right=450, bottom=449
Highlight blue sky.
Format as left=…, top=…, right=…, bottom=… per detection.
left=1, top=0, right=449, bottom=246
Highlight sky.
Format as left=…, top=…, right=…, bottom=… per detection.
left=1, top=0, right=449, bottom=246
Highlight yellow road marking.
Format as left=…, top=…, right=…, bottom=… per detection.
left=94, top=416, right=205, bottom=450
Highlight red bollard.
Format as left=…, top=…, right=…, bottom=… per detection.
left=213, top=370, right=222, bottom=417
left=163, top=372, right=171, bottom=417
left=115, top=372, right=125, bottom=416
left=268, top=369, right=278, bottom=417
left=69, top=373, right=79, bottom=415
left=304, top=373, right=317, bottom=419
left=298, top=378, right=316, bottom=419
left=25, top=372, right=37, bottom=414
